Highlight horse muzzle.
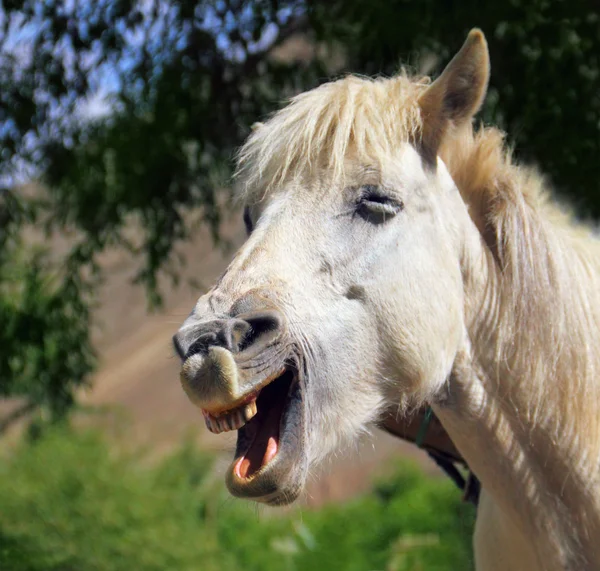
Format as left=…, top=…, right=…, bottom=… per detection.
left=174, top=308, right=308, bottom=505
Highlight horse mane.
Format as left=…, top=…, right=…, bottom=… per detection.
left=236, top=72, right=600, bottom=469
left=443, top=123, right=600, bottom=470
left=235, top=73, right=427, bottom=199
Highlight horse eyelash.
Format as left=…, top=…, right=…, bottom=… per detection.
left=243, top=206, right=254, bottom=235
left=356, top=185, right=404, bottom=209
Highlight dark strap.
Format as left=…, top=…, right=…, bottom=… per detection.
left=427, top=450, right=467, bottom=492
left=379, top=407, right=480, bottom=507
left=463, top=471, right=481, bottom=505
left=426, top=449, right=480, bottom=505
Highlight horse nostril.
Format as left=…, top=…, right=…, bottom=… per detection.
left=178, top=310, right=285, bottom=359
left=236, top=310, right=284, bottom=354
left=219, top=319, right=253, bottom=353
left=173, top=330, right=218, bottom=360
left=186, top=336, right=211, bottom=358
left=245, top=311, right=282, bottom=336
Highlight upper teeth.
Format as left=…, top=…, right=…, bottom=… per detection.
left=202, top=400, right=258, bottom=434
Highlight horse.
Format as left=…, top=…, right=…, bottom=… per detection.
left=173, top=30, right=600, bottom=570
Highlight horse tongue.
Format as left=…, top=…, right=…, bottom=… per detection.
left=237, top=424, right=280, bottom=479
left=234, top=370, right=294, bottom=479
left=263, top=436, right=278, bottom=465
left=244, top=410, right=281, bottom=476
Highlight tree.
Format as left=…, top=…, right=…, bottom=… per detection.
left=0, top=189, right=94, bottom=426
left=0, top=0, right=320, bottom=427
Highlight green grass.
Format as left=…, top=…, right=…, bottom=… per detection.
left=0, top=428, right=474, bottom=571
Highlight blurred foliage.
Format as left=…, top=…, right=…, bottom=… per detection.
left=0, top=252, right=94, bottom=422
left=0, top=188, right=94, bottom=426
left=0, top=0, right=599, bottom=422
left=0, top=0, right=323, bottom=424
left=1, top=0, right=320, bottom=296
left=0, top=427, right=474, bottom=570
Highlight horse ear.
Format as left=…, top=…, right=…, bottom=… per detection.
left=418, top=29, right=490, bottom=163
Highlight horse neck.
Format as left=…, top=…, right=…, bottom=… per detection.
left=434, top=221, right=600, bottom=569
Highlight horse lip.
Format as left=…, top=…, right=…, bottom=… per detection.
left=180, top=343, right=288, bottom=415
left=226, top=458, right=304, bottom=505
left=200, top=366, right=286, bottom=417
left=225, top=365, right=307, bottom=505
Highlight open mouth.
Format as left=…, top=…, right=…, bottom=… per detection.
left=233, top=369, right=295, bottom=479
left=200, top=366, right=306, bottom=503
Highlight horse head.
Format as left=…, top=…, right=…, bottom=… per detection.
left=173, top=30, right=490, bottom=505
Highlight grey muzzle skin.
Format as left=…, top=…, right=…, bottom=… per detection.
left=174, top=307, right=309, bottom=506
left=173, top=310, right=288, bottom=414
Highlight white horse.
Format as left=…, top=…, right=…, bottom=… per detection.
left=174, top=30, right=600, bottom=570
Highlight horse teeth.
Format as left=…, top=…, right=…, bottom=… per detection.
left=227, top=412, right=237, bottom=431
left=243, top=401, right=258, bottom=421
left=230, top=410, right=244, bottom=430
left=202, top=399, right=258, bottom=434
left=205, top=415, right=221, bottom=434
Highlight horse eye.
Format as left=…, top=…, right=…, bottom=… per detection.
left=243, top=206, right=254, bottom=235
left=355, top=185, right=403, bottom=222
